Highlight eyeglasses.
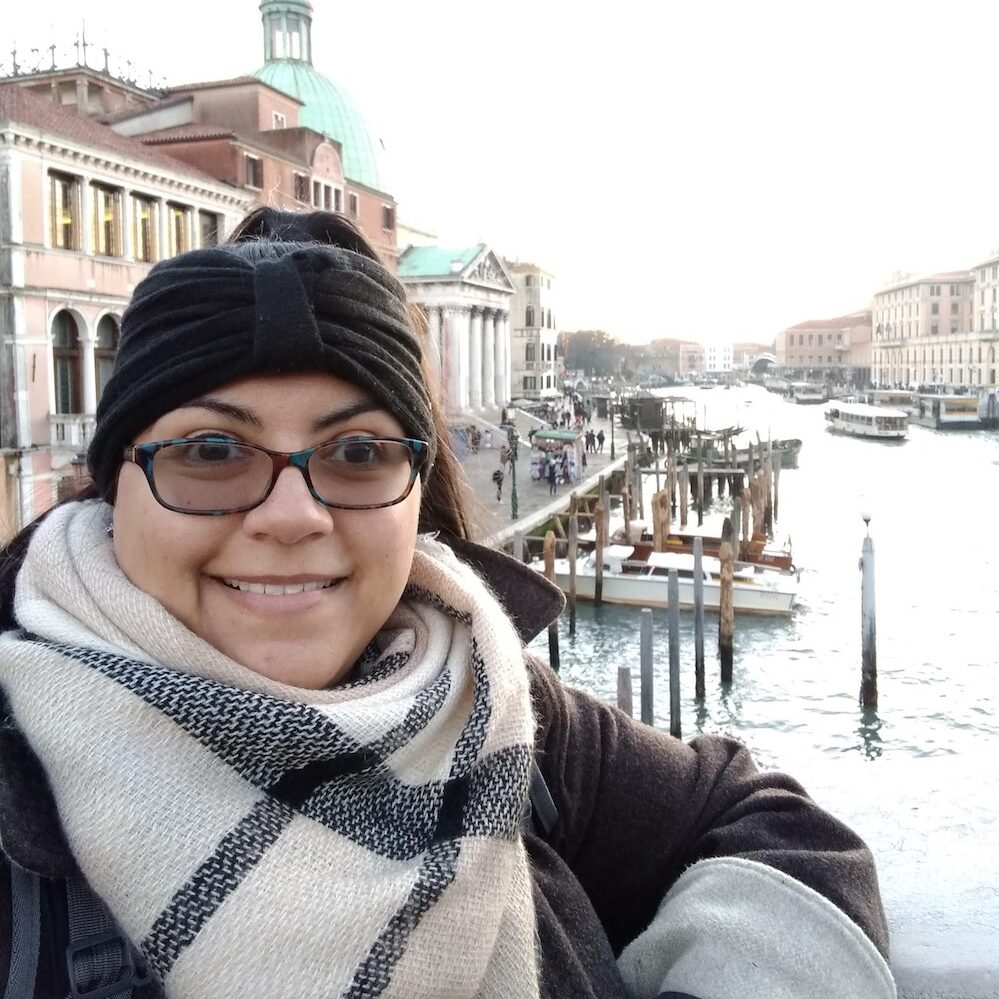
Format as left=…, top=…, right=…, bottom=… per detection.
left=122, top=436, right=430, bottom=515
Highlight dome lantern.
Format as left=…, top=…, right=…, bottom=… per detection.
left=260, top=0, right=313, bottom=65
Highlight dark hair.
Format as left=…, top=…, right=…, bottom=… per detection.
left=0, top=208, right=472, bottom=625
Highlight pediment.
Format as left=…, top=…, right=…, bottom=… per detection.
left=464, top=249, right=514, bottom=292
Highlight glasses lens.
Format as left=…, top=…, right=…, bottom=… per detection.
left=308, top=438, right=416, bottom=508
left=151, top=440, right=271, bottom=512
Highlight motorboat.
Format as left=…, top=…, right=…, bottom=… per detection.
left=824, top=402, right=908, bottom=440
left=911, top=393, right=983, bottom=430
left=533, top=545, right=797, bottom=616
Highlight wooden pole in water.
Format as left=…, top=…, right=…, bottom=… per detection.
left=680, top=463, right=689, bottom=529
left=773, top=451, right=781, bottom=523
left=594, top=498, right=605, bottom=607
left=696, top=455, right=705, bottom=527
left=741, top=486, right=751, bottom=553
left=667, top=569, right=681, bottom=737
left=732, top=494, right=742, bottom=561
left=654, top=451, right=662, bottom=493
left=623, top=482, right=632, bottom=544
left=860, top=519, right=878, bottom=708
left=543, top=530, right=560, bottom=671
left=567, top=492, right=578, bottom=637
left=693, top=536, right=706, bottom=699
left=661, top=486, right=672, bottom=544
left=763, top=458, right=774, bottom=536
left=651, top=489, right=663, bottom=552
left=640, top=607, right=654, bottom=725
left=617, top=665, right=633, bottom=717
left=718, top=517, right=735, bottom=683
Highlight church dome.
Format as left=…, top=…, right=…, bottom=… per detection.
left=253, top=0, right=382, bottom=191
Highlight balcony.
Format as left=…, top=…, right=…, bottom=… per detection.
left=50, top=413, right=96, bottom=452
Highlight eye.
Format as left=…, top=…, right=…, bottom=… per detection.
left=335, top=438, right=384, bottom=466
left=170, top=437, right=247, bottom=465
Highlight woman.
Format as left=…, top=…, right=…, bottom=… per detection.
left=0, top=209, right=896, bottom=998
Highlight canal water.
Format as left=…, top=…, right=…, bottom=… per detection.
left=527, top=384, right=999, bottom=770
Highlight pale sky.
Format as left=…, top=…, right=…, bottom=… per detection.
left=7, top=0, right=999, bottom=344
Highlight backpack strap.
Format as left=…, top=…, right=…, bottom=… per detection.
left=4, top=864, right=40, bottom=999
left=523, top=760, right=559, bottom=838
left=64, top=876, right=151, bottom=999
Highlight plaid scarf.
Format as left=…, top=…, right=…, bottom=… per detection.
left=0, top=501, right=539, bottom=999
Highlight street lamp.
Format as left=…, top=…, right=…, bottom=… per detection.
left=506, top=425, right=520, bottom=521
left=609, top=391, right=617, bottom=460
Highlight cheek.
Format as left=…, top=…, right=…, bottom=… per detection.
left=111, top=465, right=216, bottom=606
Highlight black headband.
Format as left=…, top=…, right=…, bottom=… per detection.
left=87, top=242, right=434, bottom=498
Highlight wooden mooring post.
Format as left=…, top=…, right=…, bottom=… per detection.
left=594, top=497, right=605, bottom=607
left=860, top=517, right=878, bottom=707
left=696, top=456, right=705, bottom=527
left=718, top=517, right=734, bottom=683
left=667, top=570, right=681, bottom=737
left=543, top=530, right=560, bottom=672
left=732, top=494, right=743, bottom=561
left=680, top=463, right=689, bottom=529
left=640, top=608, right=654, bottom=725
left=693, top=536, right=705, bottom=699
left=567, top=492, right=578, bottom=636
left=773, top=452, right=781, bottom=523
left=617, top=666, right=633, bottom=716
left=741, top=486, right=751, bottom=551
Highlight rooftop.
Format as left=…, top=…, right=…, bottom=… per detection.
left=398, top=245, right=484, bottom=280
left=786, top=311, right=871, bottom=331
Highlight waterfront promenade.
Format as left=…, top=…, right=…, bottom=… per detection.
left=452, top=404, right=627, bottom=547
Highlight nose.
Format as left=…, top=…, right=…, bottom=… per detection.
left=241, top=465, right=334, bottom=544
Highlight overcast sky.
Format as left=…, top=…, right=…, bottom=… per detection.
left=8, top=0, right=999, bottom=344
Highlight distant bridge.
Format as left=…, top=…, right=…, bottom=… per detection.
left=750, top=352, right=778, bottom=373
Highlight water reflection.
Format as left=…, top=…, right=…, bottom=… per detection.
left=855, top=705, right=884, bottom=760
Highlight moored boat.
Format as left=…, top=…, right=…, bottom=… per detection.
left=824, top=402, right=908, bottom=440
left=912, top=393, right=982, bottom=430
left=788, top=381, right=828, bottom=404
left=533, top=545, right=797, bottom=616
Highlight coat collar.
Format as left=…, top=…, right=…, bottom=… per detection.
left=0, top=537, right=563, bottom=876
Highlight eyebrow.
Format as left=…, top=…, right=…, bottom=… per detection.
left=179, top=396, right=382, bottom=434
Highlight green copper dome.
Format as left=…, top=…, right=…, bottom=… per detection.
left=253, top=0, right=382, bottom=190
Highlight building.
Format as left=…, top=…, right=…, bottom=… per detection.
left=870, top=271, right=990, bottom=388
left=0, top=3, right=399, bottom=532
left=732, top=341, right=775, bottom=371
left=505, top=262, right=559, bottom=401
left=397, top=245, right=514, bottom=413
left=703, top=343, right=733, bottom=374
left=778, top=311, right=872, bottom=383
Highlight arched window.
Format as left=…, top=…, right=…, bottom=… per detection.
left=95, top=315, right=120, bottom=400
left=52, top=310, right=81, bottom=414
left=525, top=305, right=535, bottom=327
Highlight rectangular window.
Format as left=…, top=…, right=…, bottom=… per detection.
left=951, top=301, right=958, bottom=314
left=382, top=204, right=395, bottom=230
left=817, top=333, right=823, bottom=345
left=198, top=210, right=220, bottom=247
left=91, top=183, right=123, bottom=257
left=294, top=174, right=310, bottom=203
left=348, top=192, right=359, bottom=217
left=950, top=323, right=957, bottom=334
left=931, top=324, right=938, bottom=336
left=312, top=180, right=322, bottom=207
left=49, top=171, right=81, bottom=249
left=334, top=187, right=342, bottom=212
left=167, top=203, right=191, bottom=257
left=931, top=303, right=939, bottom=315
left=244, top=155, right=263, bottom=189
left=131, top=194, right=158, bottom=262
left=324, top=185, right=332, bottom=210
left=837, top=332, right=843, bottom=343
left=272, top=111, right=286, bottom=129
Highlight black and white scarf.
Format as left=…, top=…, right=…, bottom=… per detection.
left=0, top=501, right=540, bottom=998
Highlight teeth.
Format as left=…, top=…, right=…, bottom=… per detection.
left=222, top=579, right=336, bottom=595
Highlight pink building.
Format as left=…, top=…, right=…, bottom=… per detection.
left=777, top=311, right=872, bottom=383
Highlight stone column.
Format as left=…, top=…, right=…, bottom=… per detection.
left=451, top=306, right=471, bottom=411
left=483, top=310, right=496, bottom=407
left=81, top=332, right=98, bottom=416
left=427, top=306, right=443, bottom=389
left=469, top=307, right=483, bottom=409
left=494, top=312, right=506, bottom=406
left=442, top=306, right=463, bottom=412
left=502, top=312, right=513, bottom=405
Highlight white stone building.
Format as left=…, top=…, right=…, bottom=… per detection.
left=504, top=262, right=559, bottom=401
left=398, top=245, right=514, bottom=413
left=703, top=343, right=734, bottom=374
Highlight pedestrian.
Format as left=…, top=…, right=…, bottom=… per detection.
left=597, top=428, right=606, bottom=452
left=491, top=467, right=504, bottom=501
left=547, top=455, right=558, bottom=496
left=0, top=207, right=894, bottom=999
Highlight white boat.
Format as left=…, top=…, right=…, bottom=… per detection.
left=788, top=381, right=828, bottom=404
left=824, top=402, right=908, bottom=440
left=534, top=545, right=797, bottom=616
left=911, top=393, right=982, bottom=430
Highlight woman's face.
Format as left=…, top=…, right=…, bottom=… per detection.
left=112, top=372, right=422, bottom=688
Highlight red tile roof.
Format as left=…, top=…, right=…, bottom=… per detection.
left=138, top=123, right=237, bottom=143
left=98, top=95, right=190, bottom=125
left=166, top=75, right=302, bottom=103
left=786, top=312, right=871, bottom=331
left=0, top=83, right=226, bottom=187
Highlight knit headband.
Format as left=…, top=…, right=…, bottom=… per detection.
left=87, top=242, right=434, bottom=498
